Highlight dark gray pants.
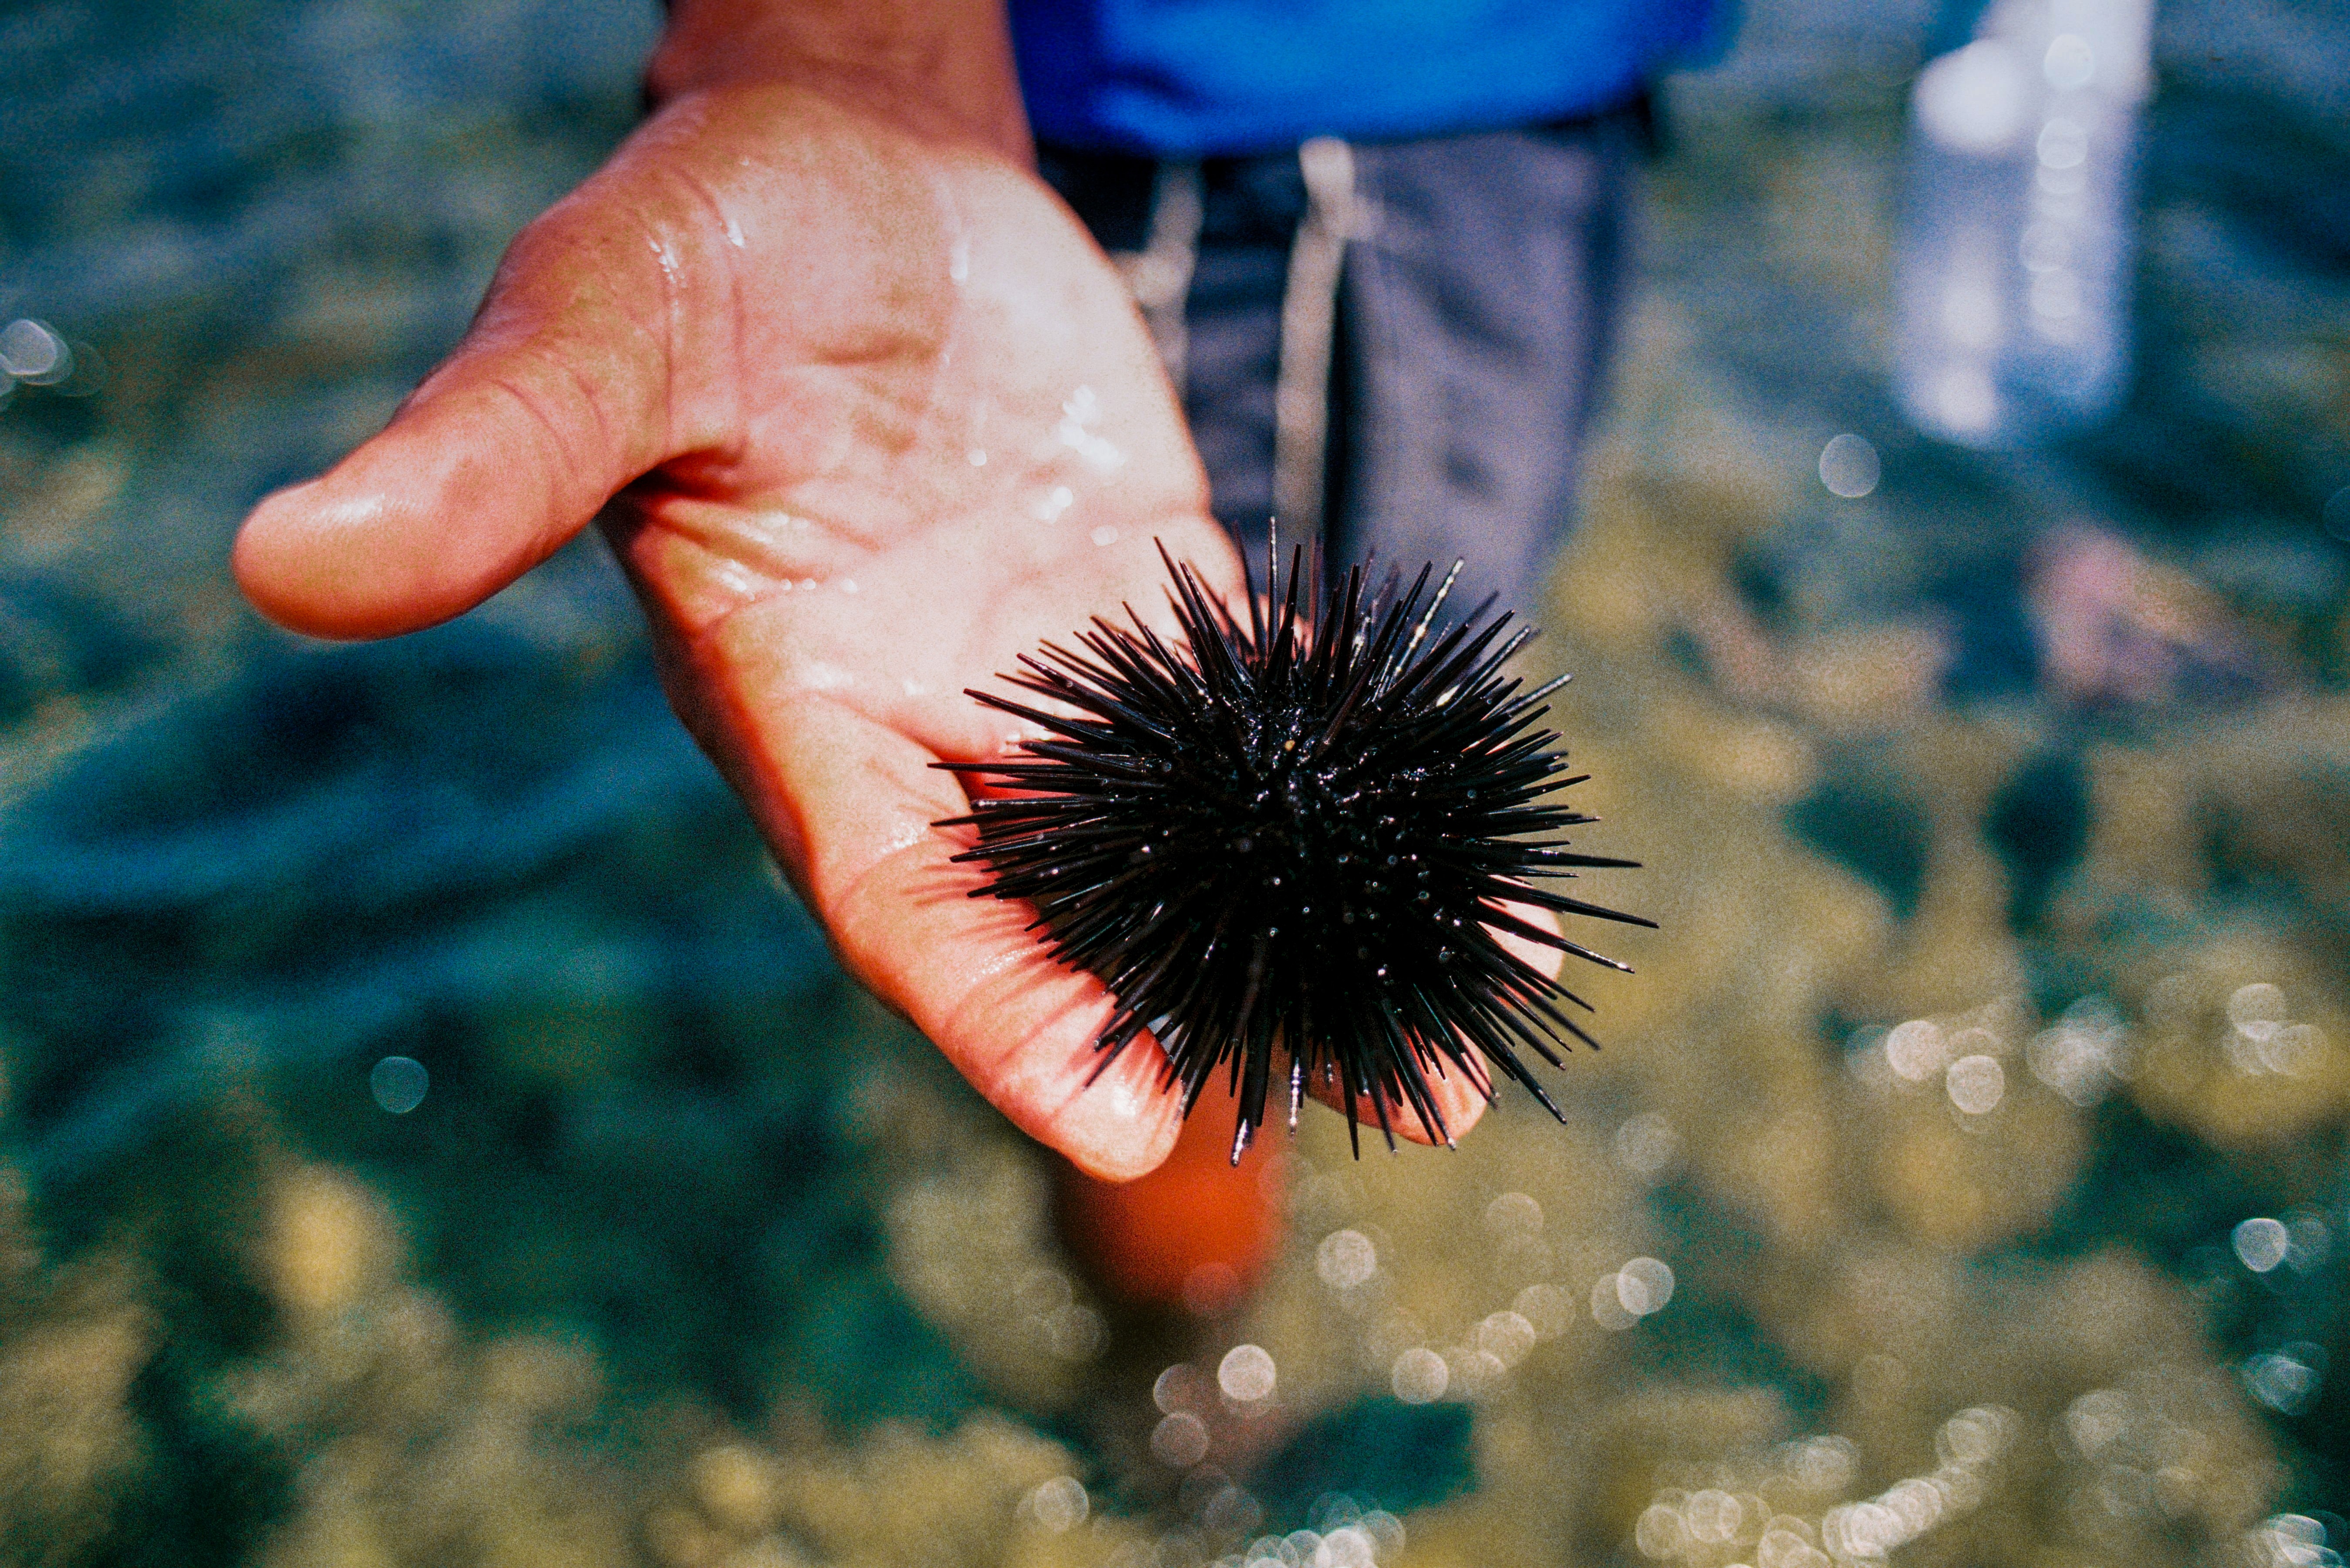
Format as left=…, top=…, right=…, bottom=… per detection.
left=1042, top=110, right=1639, bottom=616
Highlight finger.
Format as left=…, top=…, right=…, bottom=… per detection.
left=1491, top=896, right=1569, bottom=981
left=740, top=689, right=1184, bottom=1182
left=1305, top=898, right=1567, bottom=1146
left=1306, top=1045, right=1494, bottom=1149
left=233, top=180, right=692, bottom=639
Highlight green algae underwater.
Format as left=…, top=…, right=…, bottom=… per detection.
left=2, top=1, right=2348, bottom=1565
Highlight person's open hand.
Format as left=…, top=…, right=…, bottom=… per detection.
left=235, top=68, right=1531, bottom=1178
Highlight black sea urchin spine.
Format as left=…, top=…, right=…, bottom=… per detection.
left=941, top=542, right=1653, bottom=1161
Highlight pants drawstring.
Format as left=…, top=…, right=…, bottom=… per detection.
left=1114, top=161, right=1204, bottom=395
left=1274, top=136, right=1357, bottom=545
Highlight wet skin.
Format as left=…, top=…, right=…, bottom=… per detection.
left=234, top=70, right=1553, bottom=1182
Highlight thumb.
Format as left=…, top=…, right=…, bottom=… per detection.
left=234, top=192, right=688, bottom=639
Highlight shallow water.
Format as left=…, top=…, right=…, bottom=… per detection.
left=1, top=2, right=2346, bottom=1564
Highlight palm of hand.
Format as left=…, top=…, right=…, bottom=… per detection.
left=237, top=84, right=1237, bottom=1175
left=596, top=87, right=1244, bottom=1177
left=237, top=83, right=1500, bottom=1177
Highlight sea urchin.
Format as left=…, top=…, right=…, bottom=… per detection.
left=940, top=544, right=1651, bottom=1162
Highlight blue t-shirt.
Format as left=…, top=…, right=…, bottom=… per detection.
left=1010, top=0, right=1723, bottom=156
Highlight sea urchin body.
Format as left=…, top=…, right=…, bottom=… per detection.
left=941, top=545, right=1651, bottom=1162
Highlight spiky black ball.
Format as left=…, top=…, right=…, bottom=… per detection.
left=940, top=545, right=1651, bottom=1162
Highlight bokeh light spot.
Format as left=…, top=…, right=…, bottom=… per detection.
left=1887, top=1019, right=1947, bottom=1081
left=0, top=318, right=70, bottom=383
left=370, top=1055, right=428, bottom=1114
left=1616, top=1257, right=1676, bottom=1316
left=2242, top=1350, right=2322, bottom=1415
left=1315, top=1228, right=1377, bottom=1289
left=1475, top=1309, right=1538, bottom=1367
left=1614, top=1111, right=1681, bottom=1175
left=1025, top=1475, right=1088, bottom=1531
left=1636, top=1503, right=1688, bottom=1558
left=1217, top=1343, right=1275, bottom=1402
left=2043, top=33, right=2096, bottom=89
left=1819, top=433, right=1881, bottom=498
left=2037, top=117, right=2089, bottom=169
left=1150, top=1410, right=1210, bottom=1467
left=1914, top=40, right=2028, bottom=153
left=1686, top=1489, right=1743, bottom=1543
left=1389, top=1346, right=1447, bottom=1403
left=2233, top=1217, right=2290, bottom=1273
left=1945, top=1053, right=2005, bottom=1114
left=1153, top=1362, right=1202, bottom=1413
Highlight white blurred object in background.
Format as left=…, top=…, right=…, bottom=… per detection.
left=1895, top=0, right=2154, bottom=447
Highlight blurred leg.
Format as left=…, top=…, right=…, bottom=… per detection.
left=1052, top=1073, right=1286, bottom=1312
left=1332, top=115, right=1638, bottom=616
